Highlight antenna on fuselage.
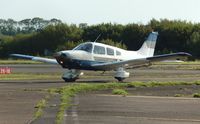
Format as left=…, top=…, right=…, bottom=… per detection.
left=94, top=34, right=101, bottom=42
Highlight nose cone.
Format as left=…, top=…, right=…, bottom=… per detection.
left=53, top=51, right=72, bottom=67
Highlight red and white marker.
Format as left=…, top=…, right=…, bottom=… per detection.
left=0, top=67, right=11, bottom=74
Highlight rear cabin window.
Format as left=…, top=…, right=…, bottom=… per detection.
left=107, top=48, right=114, bottom=56
left=116, top=50, right=121, bottom=56
left=93, top=45, right=105, bottom=55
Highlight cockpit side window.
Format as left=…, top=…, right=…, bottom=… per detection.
left=74, top=43, right=92, bottom=53
left=116, top=50, right=121, bottom=56
left=107, top=48, right=114, bottom=56
left=93, top=45, right=105, bottom=55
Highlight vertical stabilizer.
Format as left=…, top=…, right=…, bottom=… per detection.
left=137, top=32, right=158, bottom=57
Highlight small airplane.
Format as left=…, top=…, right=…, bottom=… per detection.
left=11, top=32, right=191, bottom=82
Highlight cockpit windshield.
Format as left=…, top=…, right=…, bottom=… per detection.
left=73, top=43, right=93, bottom=53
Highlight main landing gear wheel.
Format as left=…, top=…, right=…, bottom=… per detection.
left=114, top=67, right=130, bottom=82
left=62, top=78, right=77, bottom=82
left=115, top=77, right=126, bottom=82
left=62, top=69, right=83, bottom=82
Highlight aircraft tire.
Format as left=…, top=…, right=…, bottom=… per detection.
left=115, top=77, right=125, bottom=82
left=63, top=78, right=77, bottom=82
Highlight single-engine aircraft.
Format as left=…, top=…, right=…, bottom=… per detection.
left=11, top=32, right=191, bottom=82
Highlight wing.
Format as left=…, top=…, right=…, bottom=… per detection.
left=91, top=52, right=191, bottom=71
left=10, top=54, right=58, bottom=64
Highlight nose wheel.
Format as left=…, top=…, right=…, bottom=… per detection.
left=62, top=69, right=83, bottom=82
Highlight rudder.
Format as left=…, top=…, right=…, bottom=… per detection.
left=137, top=32, right=158, bottom=57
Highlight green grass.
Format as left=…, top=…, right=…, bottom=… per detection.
left=112, top=89, right=128, bottom=96
left=0, top=73, right=113, bottom=81
left=0, top=60, right=42, bottom=64
left=174, top=94, right=184, bottom=97
left=154, top=61, right=200, bottom=65
left=152, top=61, right=200, bottom=70
left=193, top=93, right=200, bottom=98
left=34, top=99, right=47, bottom=119
left=0, top=73, right=61, bottom=80
left=127, top=81, right=194, bottom=88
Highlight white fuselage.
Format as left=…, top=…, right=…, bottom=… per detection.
left=60, top=42, right=147, bottom=62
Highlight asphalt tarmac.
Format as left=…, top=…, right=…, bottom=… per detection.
left=0, top=82, right=66, bottom=124
left=66, top=94, right=200, bottom=124
left=1, top=64, right=200, bottom=124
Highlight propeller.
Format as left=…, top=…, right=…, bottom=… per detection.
left=53, top=52, right=72, bottom=66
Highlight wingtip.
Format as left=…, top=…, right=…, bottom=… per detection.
left=178, top=52, right=192, bottom=57
left=10, top=54, right=18, bottom=57
left=9, top=54, right=34, bottom=59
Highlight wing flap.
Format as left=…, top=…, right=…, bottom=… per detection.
left=10, top=54, right=58, bottom=64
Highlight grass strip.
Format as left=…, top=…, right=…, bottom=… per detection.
left=34, top=99, right=47, bottom=119
left=193, top=93, right=200, bottom=98
left=154, top=61, right=200, bottom=65
left=174, top=94, right=184, bottom=97
left=0, top=73, right=61, bottom=80
left=112, top=89, right=128, bottom=96
left=0, top=60, right=42, bottom=64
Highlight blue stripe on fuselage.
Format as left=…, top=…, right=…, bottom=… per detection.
left=63, top=59, right=106, bottom=71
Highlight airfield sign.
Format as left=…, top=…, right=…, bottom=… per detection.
left=0, top=67, right=11, bottom=74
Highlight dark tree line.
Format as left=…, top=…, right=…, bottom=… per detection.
left=0, top=18, right=200, bottom=59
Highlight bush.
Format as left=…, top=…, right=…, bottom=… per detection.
left=193, top=93, right=200, bottom=98
left=174, top=94, right=183, bottom=97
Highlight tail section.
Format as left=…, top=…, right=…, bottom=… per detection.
left=137, top=32, right=158, bottom=57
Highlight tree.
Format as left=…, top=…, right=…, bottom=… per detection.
left=189, top=31, right=200, bottom=57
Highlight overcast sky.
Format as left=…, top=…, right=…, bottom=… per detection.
left=0, top=0, right=199, bottom=24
